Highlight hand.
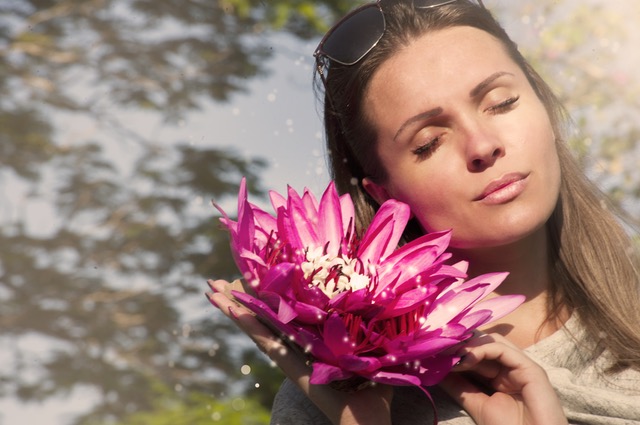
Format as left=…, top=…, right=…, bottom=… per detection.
left=439, top=333, right=568, bottom=425
left=206, top=279, right=393, bottom=425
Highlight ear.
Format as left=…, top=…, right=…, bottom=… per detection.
left=362, top=177, right=390, bottom=206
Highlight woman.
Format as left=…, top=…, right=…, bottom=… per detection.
left=208, top=0, right=640, bottom=423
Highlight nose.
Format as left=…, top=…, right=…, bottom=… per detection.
left=462, top=120, right=505, bottom=172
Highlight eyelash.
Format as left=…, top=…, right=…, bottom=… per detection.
left=486, top=95, right=520, bottom=114
left=412, top=137, right=441, bottom=159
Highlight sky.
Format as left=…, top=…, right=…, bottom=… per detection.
left=149, top=33, right=329, bottom=197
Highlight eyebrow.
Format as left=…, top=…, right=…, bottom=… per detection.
left=393, top=71, right=515, bottom=142
left=469, top=71, right=514, bottom=98
left=393, top=107, right=443, bottom=142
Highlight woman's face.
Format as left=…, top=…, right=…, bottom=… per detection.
left=363, top=26, right=561, bottom=249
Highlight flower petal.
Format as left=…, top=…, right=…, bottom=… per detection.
left=375, top=286, right=439, bottom=319
left=415, top=355, right=459, bottom=386
left=322, top=313, right=354, bottom=357
left=337, top=354, right=381, bottom=373
left=465, top=294, right=525, bottom=325
left=339, top=193, right=356, bottom=241
left=300, top=187, right=320, bottom=217
left=289, top=300, right=328, bottom=324
left=310, top=362, right=353, bottom=384
left=370, top=370, right=422, bottom=387
left=231, top=291, right=297, bottom=337
left=358, top=200, right=410, bottom=264
left=317, top=182, right=344, bottom=257
left=259, top=262, right=296, bottom=294
left=382, top=230, right=451, bottom=271
left=380, top=336, right=461, bottom=365
left=259, top=291, right=298, bottom=323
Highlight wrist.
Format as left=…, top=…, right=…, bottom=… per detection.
left=335, top=384, right=393, bottom=425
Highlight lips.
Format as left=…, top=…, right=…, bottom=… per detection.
left=474, top=172, right=529, bottom=202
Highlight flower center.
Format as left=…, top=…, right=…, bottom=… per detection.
left=301, top=246, right=371, bottom=298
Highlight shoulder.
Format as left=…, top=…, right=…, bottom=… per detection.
left=526, top=315, right=640, bottom=423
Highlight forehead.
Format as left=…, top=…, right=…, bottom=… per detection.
left=366, top=26, right=518, bottom=101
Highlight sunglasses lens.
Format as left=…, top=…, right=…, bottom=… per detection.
left=320, top=5, right=385, bottom=65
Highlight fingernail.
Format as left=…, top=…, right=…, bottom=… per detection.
left=205, top=292, right=219, bottom=307
left=453, top=355, right=467, bottom=368
left=207, top=280, right=218, bottom=292
left=228, top=306, right=239, bottom=320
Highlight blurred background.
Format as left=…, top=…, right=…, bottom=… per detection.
left=0, top=0, right=638, bottom=424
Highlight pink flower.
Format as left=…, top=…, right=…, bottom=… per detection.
left=214, top=178, right=524, bottom=389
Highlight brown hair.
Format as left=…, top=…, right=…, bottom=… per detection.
left=316, top=0, right=640, bottom=371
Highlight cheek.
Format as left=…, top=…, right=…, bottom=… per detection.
left=538, top=129, right=562, bottom=190
left=546, top=144, right=562, bottom=206
left=386, top=172, right=459, bottom=232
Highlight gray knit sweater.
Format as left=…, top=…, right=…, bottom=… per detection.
left=270, top=316, right=640, bottom=424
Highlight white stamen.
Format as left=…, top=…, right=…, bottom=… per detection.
left=300, top=248, right=375, bottom=298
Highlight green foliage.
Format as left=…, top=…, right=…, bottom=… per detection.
left=1, top=0, right=358, bottom=121
left=0, top=107, right=57, bottom=179
left=97, top=382, right=271, bottom=425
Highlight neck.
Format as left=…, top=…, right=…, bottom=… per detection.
left=450, top=226, right=568, bottom=348
left=451, top=227, right=550, bottom=298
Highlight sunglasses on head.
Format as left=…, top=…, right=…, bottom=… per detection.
left=314, top=0, right=486, bottom=67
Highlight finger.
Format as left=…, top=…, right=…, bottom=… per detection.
left=208, top=278, right=246, bottom=298
left=454, top=356, right=503, bottom=381
left=206, top=290, right=313, bottom=382
left=453, top=335, right=512, bottom=381
left=207, top=280, right=288, bottom=350
left=454, top=340, right=552, bottom=400
left=207, top=279, right=315, bottom=379
left=456, top=341, right=529, bottom=373
left=455, top=331, right=529, bottom=374
left=206, top=292, right=288, bottom=357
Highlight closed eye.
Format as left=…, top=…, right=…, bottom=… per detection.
left=485, top=95, right=520, bottom=114
left=412, top=136, right=441, bottom=159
